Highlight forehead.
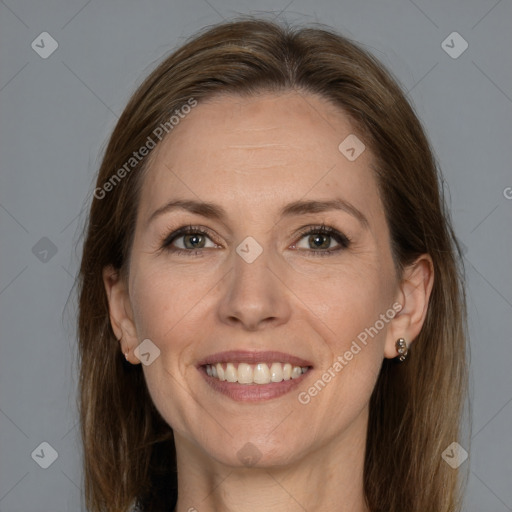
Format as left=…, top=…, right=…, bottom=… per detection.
left=138, top=91, right=382, bottom=225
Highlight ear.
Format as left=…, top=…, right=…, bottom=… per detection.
left=102, top=265, right=140, bottom=365
left=384, top=254, right=434, bottom=359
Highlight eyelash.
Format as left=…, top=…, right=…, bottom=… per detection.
left=161, top=224, right=351, bottom=257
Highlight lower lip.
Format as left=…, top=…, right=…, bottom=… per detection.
left=199, top=367, right=311, bottom=402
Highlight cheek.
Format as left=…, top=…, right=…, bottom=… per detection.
left=129, top=261, right=206, bottom=342
left=294, top=256, right=391, bottom=342
left=329, top=283, right=390, bottom=350
left=128, top=264, right=210, bottom=432
left=300, top=257, right=393, bottom=399
left=300, top=282, right=390, bottom=429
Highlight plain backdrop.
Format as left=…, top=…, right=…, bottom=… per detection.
left=0, top=1, right=511, bottom=511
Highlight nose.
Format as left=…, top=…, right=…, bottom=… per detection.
left=216, top=243, right=292, bottom=331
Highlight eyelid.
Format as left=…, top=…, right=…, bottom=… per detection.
left=161, top=223, right=351, bottom=255
left=292, top=224, right=351, bottom=254
left=161, top=224, right=221, bottom=249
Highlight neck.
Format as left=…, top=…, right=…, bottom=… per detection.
left=173, top=408, right=370, bottom=512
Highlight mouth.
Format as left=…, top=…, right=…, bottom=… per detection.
left=197, top=350, right=313, bottom=401
left=204, top=361, right=309, bottom=384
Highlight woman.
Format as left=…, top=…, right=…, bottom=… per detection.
left=78, top=18, right=469, bottom=512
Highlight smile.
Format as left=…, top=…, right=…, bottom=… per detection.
left=204, top=362, right=309, bottom=384
left=198, top=350, right=313, bottom=401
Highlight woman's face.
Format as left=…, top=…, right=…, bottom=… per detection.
left=109, top=91, right=410, bottom=468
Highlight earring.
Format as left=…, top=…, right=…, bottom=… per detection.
left=395, top=338, right=408, bottom=362
left=124, top=351, right=129, bottom=361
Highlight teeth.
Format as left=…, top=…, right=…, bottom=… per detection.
left=216, top=363, right=224, bottom=381
left=291, top=366, right=302, bottom=379
left=270, top=362, right=283, bottom=382
left=238, top=363, right=253, bottom=384
left=225, top=362, right=237, bottom=383
left=254, top=363, right=270, bottom=384
left=204, top=362, right=309, bottom=384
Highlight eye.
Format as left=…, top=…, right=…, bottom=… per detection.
left=293, top=225, right=351, bottom=256
left=161, top=225, right=218, bottom=255
left=161, top=224, right=351, bottom=257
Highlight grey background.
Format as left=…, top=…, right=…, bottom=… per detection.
left=0, top=0, right=511, bottom=510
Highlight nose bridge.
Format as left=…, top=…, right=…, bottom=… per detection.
left=217, top=235, right=291, bottom=330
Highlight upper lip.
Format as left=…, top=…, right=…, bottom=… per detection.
left=198, top=350, right=313, bottom=368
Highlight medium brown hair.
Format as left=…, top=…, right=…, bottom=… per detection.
left=78, top=17, right=469, bottom=512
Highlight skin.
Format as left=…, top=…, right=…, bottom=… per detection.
left=104, top=91, right=434, bottom=512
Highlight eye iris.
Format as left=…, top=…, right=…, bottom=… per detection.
left=184, top=234, right=205, bottom=249
left=309, top=234, right=330, bottom=249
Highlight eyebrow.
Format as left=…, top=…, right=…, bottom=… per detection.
left=147, top=198, right=369, bottom=228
